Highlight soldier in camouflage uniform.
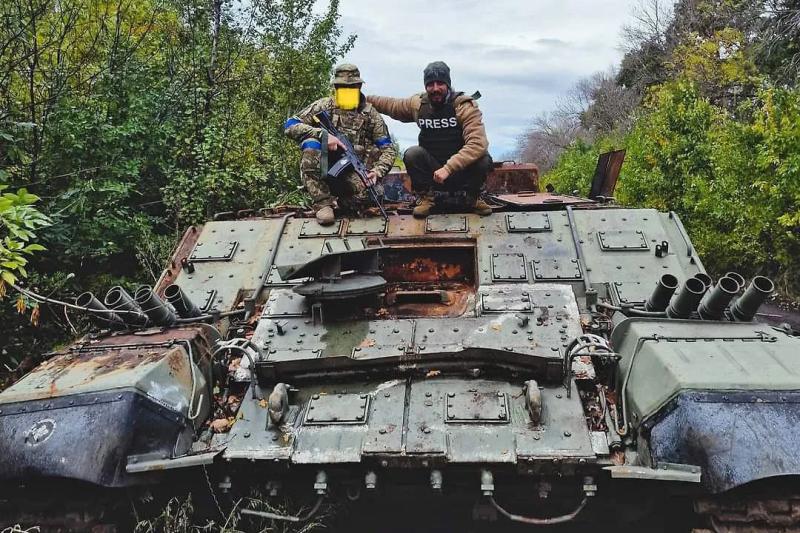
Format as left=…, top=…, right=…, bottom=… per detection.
left=284, top=64, right=398, bottom=225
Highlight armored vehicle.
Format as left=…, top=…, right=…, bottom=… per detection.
left=1, top=163, right=798, bottom=531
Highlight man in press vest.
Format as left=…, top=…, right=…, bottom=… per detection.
left=367, top=61, right=492, bottom=217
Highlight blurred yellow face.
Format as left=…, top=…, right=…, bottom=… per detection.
left=335, top=87, right=360, bottom=110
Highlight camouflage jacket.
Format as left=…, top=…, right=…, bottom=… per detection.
left=366, top=92, right=489, bottom=175
left=284, top=96, right=397, bottom=178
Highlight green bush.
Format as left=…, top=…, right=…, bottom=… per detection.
left=544, top=80, right=800, bottom=294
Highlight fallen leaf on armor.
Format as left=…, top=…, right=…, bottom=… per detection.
left=425, top=370, right=441, bottom=378
left=359, top=338, right=376, bottom=348
left=210, top=418, right=231, bottom=433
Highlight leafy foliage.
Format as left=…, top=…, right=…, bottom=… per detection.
left=543, top=80, right=800, bottom=293
left=538, top=0, right=800, bottom=297
left=0, top=0, right=353, bottom=363
left=0, top=185, right=49, bottom=287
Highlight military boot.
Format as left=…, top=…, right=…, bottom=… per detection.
left=315, top=205, right=335, bottom=226
left=473, top=197, right=493, bottom=216
left=413, top=192, right=436, bottom=218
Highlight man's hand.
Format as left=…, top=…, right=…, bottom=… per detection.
left=365, top=171, right=378, bottom=187
left=326, top=134, right=344, bottom=151
left=433, top=167, right=450, bottom=184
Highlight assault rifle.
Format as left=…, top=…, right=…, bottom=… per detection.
left=313, top=110, right=388, bottom=220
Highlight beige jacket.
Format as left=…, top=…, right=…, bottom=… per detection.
left=366, top=93, right=489, bottom=175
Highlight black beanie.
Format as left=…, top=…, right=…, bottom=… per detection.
left=423, top=61, right=451, bottom=87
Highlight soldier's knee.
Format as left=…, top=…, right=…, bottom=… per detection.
left=403, top=145, right=428, bottom=167
left=346, top=175, right=366, bottom=196
left=300, top=149, right=322, bottom=174
left=474, top=154, right=492, bottom=175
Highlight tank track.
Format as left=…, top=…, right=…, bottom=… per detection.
left=694, top=494, right=800, bottom=532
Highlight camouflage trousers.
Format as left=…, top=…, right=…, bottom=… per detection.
left=300, top=148, right=368, bottom=211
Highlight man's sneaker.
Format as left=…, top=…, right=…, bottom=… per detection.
left=474, top=197, right=493, bottom=216
left=315, top=205, right=335, bottom=225
left=413, top=193, right=436, bottom=218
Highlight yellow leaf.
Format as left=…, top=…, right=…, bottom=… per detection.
left=15, top=295, right=25, bottom=314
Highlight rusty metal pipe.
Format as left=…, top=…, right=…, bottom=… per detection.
left=165, top=284, right=201, bottom=318
left=134, top=285, right=177, bottom=326
left=645, top=274, right=679, bottom=312
left=103, top=286, right=149, bottom=327
left=76, top=291, right=123, bottom=328
left=666, top=278, right=705, bottom=319
left=731, top=276, right=775, bottom=322
left=698, top=276, right=739, bottom=320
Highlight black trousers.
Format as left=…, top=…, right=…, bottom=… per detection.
left=403, top=145, right=491, bottom=197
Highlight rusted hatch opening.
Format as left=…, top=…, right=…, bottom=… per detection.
left=379, top=243, right=476, bottom=317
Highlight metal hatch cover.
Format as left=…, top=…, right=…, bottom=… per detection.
left=304, top=393, right=370, bottom=425
left=446, top=391, right=510, bottom=423
left=346, top=218, right=388, bottom=236
left=264, top=290, right=308, bottom=317
left=506, top=212, right=551, bottom=233
left=613, top=281, right=651, bottom=305
left=480, top=291, right=532, bottom=312
left=189, top=240, right=238, bottom=262
left=598, top=230, right=649, bottom=251
left=425, top=214, right=468, bottom=233
left=490, top=253, right=528, bottom=281
left=299, top=219, right=343, bottom=238
left=531, top=258, right=582, bottom=280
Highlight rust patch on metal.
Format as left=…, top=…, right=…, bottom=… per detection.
left=377, top=245, right=475, bottom=318
left=382, top=247, right=474, bottom=284
left=383, top=282, right=472, bottom=318
left=7, top=327, right=213, bottom=401
left=490, top=192, right=595, bottom=209
left=485, top=163, right=539, bottom=194
left=37, top=345, right=166, bottom=380
left=167, top=350, right=185, bottom=375
left=589, top=149, right=625, bottom=200
left=155, top=225, right=203, bottom=294
left=383, top=257, right=467, bottom=283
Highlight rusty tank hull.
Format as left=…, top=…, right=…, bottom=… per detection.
left=1, top=163, right=798, bottom=531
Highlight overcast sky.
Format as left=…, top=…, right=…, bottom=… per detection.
left=334, top=0, right=637, bottom=158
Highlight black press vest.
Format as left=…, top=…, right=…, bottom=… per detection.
left=417, top=92, right=465, bottom=164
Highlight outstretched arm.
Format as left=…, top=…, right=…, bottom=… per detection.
left=366, top=94, right=421, bottom=123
